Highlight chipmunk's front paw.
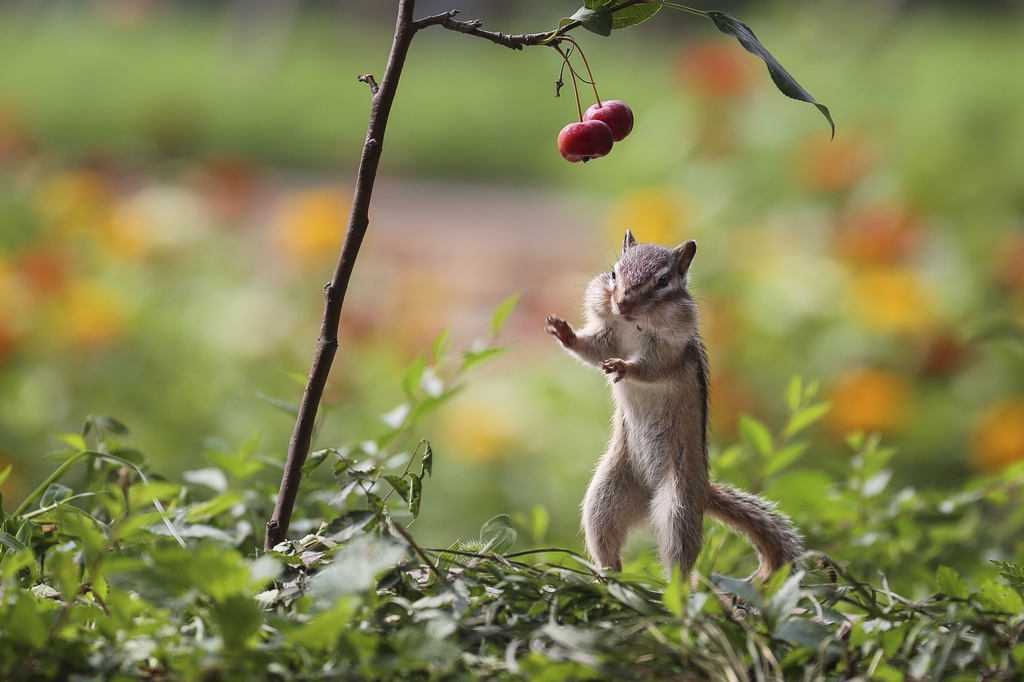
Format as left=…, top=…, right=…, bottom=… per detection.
left=545, top=315, right=576, bottom=348
left=600, top=358, right=628, bottom=383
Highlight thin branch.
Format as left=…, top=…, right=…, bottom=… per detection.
left=417, top=10, right=573, bottom=50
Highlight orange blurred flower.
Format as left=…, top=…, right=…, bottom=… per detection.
left=273, top=187, right=350, bottom=267
left=677, top=41, right=754, bottom=100
left=848, top=266, right=934, bottom=334
left=16, top=246, right=72, bottom=299
left=834, top=205, right=924, bottom=267
left=795, top=133, right=875, bottom=194
left=971, top=397, right=1024, bottom=473
left=710, top=369, right=754, bottom=437
left=56, top=281, right=128, bottom=348
left=992, top=230, right=1024, bottom=295
left=827, top=367, right=912, bottom=436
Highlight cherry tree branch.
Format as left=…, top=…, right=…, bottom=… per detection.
left=265, top=2, right=595, bottom=551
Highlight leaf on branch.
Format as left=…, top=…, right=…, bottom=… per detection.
left=610, top=3, right=660, bottom=30
left=480, top=514, right=517, bottom=554
left=571, top=6, right=614, bottom=37
left=706, top=11, right=834, bottom=138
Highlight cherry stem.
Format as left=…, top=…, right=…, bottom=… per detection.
left=563, top=36, right=601, bottom=107
left=555, top=44, right=585, bottom=121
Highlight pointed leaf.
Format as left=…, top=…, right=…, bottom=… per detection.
left=571, top=6, right=613, bottom=36
left=706, top=11, right=834, bottom=137
left=764, top=442, right=808, bottom=478
left=257, top=392, right=299, bottom=417
left=384, top=475, right=411, bottom=503
left=785, top=402, right=831, bottom=438
left=480, top=514, right=517, bottom=554
left=785, top=376, right=802, bottom=412
left=776, top=618, right=834, bottom=650
left=739, top=415, right=775, bottom=458
left=490, top=294, right=521, bottom=337
left=936, top=566, right=969, bottom=600
left=53, top=433, right=87, bottom=452
left=409, top=473, right=423, bottom=519
left=420, top=441, right=433, bottom=480
left=610, top=3, right=660, bottom=30
left=92, top=415, right=131, bottom=435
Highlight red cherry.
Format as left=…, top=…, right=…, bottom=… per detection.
left=583, top=100, right=634, bottom=142
left=557, top=120, right=614, bottom=163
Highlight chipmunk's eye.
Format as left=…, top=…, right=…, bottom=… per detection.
left=610, top=271, right=616, bottom=281
left=655, top=273, right=671, bottom=289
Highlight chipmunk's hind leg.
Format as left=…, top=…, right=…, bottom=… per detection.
left=651, top=474, right=708, bottom=578
left=582, top=443, right=649, bottom=572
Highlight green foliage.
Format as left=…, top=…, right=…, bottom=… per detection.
left=2, top=368, right=1024, bottom=679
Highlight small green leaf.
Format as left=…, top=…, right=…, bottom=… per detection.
left=402, top=353, right=428, bottom=399
left=979, top=579, right=1024, bottom=613
left=662, top=565, right=687, bottom=617
left=432, top=328, right=453, bottom=365
left=408, top=473, right=423, bottom=519
left=739, top=415, right=774, bottom=458
left=571, top=6, right=613, bottom=36
left=583, top=0, right=615, bottom=8
left=480, top=514, right=517, bottom=554
left=764, top=443, right=808, bottom=478
left=95, top=415, right=131, bottom=435
left=384, top=475, right=411, bottom=503
left=53, top=433, right=87, bottom=451
left=785, top=402, right=831, bottom=438
left=461, top=346, right=508, bottom=371
left=785, top=376, right=802, bottom=412
left=420, top=441, right=433, bottom=480
left=257, top=392, right=299, bottom=417
left=490, top=294, right=521, bottom=337
left=40, top=483, right=72, bottom=508
left=0, top=531, right=28, bottom=552
left=610, top=2, right=660, bottom=30
left=711, top=574, right=762, bottom=609
left=706, top=11, right=834, bottom=137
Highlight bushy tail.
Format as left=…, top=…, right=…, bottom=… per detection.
left=706, top=482, right=804, bottom=582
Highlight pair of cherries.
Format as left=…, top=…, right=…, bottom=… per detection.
left=557, top=100, right=634, bottom=163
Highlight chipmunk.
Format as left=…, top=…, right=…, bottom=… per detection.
left=546, top=230, right=803, bottom=582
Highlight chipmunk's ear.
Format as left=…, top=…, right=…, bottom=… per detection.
left=673, top=240, right=697, bottom=277
left=623, top=230, right=638, bottom=253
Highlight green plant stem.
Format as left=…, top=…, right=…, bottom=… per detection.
left=12, top=452, right=88, bottom=518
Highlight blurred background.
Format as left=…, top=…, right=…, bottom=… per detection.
left=1, top=0, right=1023, bottom=550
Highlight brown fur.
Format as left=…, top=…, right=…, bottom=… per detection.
left=546, top=231, right=803, bottom=580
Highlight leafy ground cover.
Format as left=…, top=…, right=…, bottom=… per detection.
left=1, top=327, right=1023, bottom=679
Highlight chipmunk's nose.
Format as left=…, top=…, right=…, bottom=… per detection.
left=616, top=296, right=637, bottom=317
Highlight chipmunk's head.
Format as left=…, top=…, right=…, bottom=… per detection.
left=609, top=230, right=697, bottom=326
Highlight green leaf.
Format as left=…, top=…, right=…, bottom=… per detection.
left=662, top=565, right=687, bottom=617
left=420, top=441, right=433, bottom=480
left=711, top=574, right=762, bottom=610
left=432, top=328, right=453, bottom=365
left=763, top=442, right=808, bottom=478
left=302, top=448, right=332, bottom=476
left=480, top=514, right=517, bottom=554
left=256, top=392, right=299, bottom=417
left=706, top=11, right=834, bottom=137
left=491, top=294, right=520, bottom=337
left=402, top=353, right=428, bottom=399
left=408, top=473, right=423, bottom=519
left=53, top=433, right=87, bottom=451
left=608, top=581, right=663, bottom=615
left=936, top=566, right=970, bottom=600
left=583, top=0, right=615, bottom=8
left=776, top=618, right=834, bottom=651
left=765, top=570, right=804, bottom=631
left=785, top=402, right=831, bottom=438
left=0, top=530, right=28, bottom=552
left=739, top=415, right=774, bottom=458
left=610, top=2, right=660, bottom=30
left=210, top=594, right=262, bottom=648
left=461, top=346, right=508, bottom=371
left=979, top=579, right=1024, bottom=613
left=384, top=475, right=411, bottom=503
left=94, top=415, right=131, bottom=435
left=571, top=6, right=613, bottom=36
left=785, top=376, right=802, bottom=412
left=40, top=482, right=72, bottom=507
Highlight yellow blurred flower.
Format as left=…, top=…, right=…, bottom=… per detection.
left=438, top=403, right=515, bottom=463
left=971, top=397, right=1024, bottom=473
left=273, top=187, right=350, bottom=267
left=38, top=171, right=113, bottom=236
left=55, top=280, right=128, bottom=348
left=827, top=367, right=912, bottom=436
left=99, top=200, right=152, bottom=261
left=606, top=188, right=687, bottom=246
left=849, top=267, right=934, bottom=334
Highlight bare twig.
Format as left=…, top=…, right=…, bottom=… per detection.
left=357, top=74, right=379, bottom=95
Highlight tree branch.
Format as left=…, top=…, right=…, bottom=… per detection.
left=265, top=0, right=421, bottom=550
